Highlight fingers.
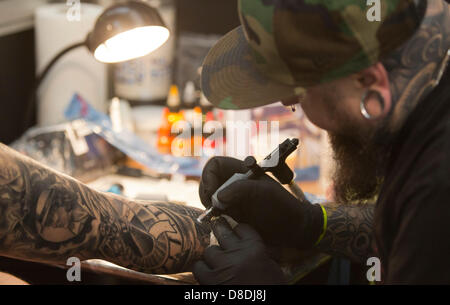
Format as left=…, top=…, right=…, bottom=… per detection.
left=233, top=223, right=263, bottom=241
left=203, top=245, right=222, bottom=269
left=193, top=245, right=225, bottom=283
left=215, top=179, right=265, bottom=219
left=210, top=218, right=262, bottom=248
left=216, top=175, right=281, bottom=205
left=192, top=260, right=214, bottom=284
left=193, top=259, right=234, bottom=285
left=215, top=179, right=272, bottom=224
left=211, top=217, right=241, bottom=249
left=199, top=157, right=247, bottom=208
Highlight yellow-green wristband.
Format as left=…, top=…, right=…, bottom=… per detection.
left=314, top=204, right=327, bottom=246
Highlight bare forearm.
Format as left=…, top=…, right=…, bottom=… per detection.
left=0, top=144, right=210, bottom=274
left=317, top=202, right=376, bottom=263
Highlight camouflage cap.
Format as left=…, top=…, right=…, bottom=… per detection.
left=201, top=0, right=426, bottom=110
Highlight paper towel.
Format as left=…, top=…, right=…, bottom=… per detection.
left=35, top=3, right=107, bottom=126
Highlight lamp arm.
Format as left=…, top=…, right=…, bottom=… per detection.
left=24, top=40, right=87, bottom=130
left=35, top=41, right=87, bottom=89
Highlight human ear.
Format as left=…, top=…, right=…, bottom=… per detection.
left=355, top=63, right=392, bottom=120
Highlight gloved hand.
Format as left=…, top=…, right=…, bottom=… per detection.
left=193, top=217, right=286, bottom=285
left=199, top=156, right=324, bottom=249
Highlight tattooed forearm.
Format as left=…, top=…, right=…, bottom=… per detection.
left=0, top=143, right=210, bottom=274
left=317, top=202, right=375, bottom=264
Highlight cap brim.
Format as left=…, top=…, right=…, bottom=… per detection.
left=201, top=26, right=298, bottom=110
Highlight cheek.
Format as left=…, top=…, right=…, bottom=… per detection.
left=300, top=93, right=340, bottom=132
left=301, top=89, right=370, bottom=134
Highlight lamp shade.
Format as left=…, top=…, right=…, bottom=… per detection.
left=87, top=0, right=170, bottom=63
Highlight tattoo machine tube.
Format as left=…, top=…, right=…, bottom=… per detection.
left=288, top=180, right=307, bottom=203
left=197, top=138, right=300, bottom=225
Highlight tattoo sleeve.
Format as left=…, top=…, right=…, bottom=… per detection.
left=0, top=143, right=210, bottom=274
left=317, top=202, right=376, bottom=264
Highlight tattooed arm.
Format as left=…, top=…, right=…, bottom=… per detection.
left=316, top=202, right=376, bottom=264
left=0, top=143, right=210, bottom=274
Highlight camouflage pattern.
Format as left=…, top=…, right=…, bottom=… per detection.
left=201, top=0, right=426, bottom=109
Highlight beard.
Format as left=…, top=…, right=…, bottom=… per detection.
left=328, top=122, right=396, bottom=205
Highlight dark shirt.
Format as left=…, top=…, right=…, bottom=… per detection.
left=375, top=66, right=450, bottom=284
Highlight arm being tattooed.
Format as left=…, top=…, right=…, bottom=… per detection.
left=0, top=143, right=210, bottom=274
left=317, top=202, right=376, bottom=264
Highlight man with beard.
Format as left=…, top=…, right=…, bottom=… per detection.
left=193, top=0, right=450, bottom=284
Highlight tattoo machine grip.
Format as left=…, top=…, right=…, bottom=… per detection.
left=196, top=138, right=299, bottom=225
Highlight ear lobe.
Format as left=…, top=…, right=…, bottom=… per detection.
left=361, top=90, right=388, bottom=119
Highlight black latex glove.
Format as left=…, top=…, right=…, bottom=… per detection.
left=199, top=156, right=324, bottom=249
left=193, top=217, right=286, bottom=285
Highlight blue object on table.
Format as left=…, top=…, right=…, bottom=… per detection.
left=65, top=93, right=199, bottom=176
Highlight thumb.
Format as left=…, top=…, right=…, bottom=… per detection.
left=199, top=157, right=248, bottom=208
left=233, top=223, right=263, bottom=241
left=216, top=179, right=261, bottom=207
left=215, top=179, right=269, bottom=224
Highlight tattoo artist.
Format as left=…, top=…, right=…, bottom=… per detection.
left=193, top=0, right=450, bottom=284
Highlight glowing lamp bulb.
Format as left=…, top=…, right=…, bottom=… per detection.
left=93, top=26, right=169, bottom=63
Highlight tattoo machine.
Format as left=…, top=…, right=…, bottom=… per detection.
left=197, top=138, right=305, bottom=225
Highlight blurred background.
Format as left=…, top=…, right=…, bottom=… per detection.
left=0, top=0, right=332, bottom=193
left=0, top=0, right=240, bottom=143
